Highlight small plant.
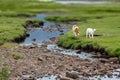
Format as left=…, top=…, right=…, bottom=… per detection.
left=12, top=52, right=23, bottom=60
left=0, top=66, right=11, bottom=80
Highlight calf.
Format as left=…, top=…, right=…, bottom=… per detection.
left=72, top=25, right=80, bottom=37
left=86, top=28, right=96, bottom=38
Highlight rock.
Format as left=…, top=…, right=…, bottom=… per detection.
left=107, top=74, right=113, bottom=78
left=99, top=58, right=108, bottom=63
left=81, top=69, right=90, bottom=74
left=109, top=57, right=118, bottom=63
left=22, top=74, right=34, bottom=80
left=37, top=57, right=44, bottom=61
left=59, top=30, right=64, bottom=32
left=76, top=50, right=81, bottom=54
left=27, top=75, right=34, bottom=80
left=60, top=77, right=72, bottom=80
left=66, top=72, right=79, bottom=79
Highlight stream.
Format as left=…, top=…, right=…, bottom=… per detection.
left=20, top=14, right=120, bottom=80
left=54, top=0, right=110, bottom=5
left=21, top=13, right=97, bottom=61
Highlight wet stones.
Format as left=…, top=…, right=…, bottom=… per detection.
left=1, top=42, right=120, bottom=80
left=60, top=77, right=72, bottom=80
left=66, top=71, right=79, bottom=79
left=21, top=74, right=35, bottom=80
left=108, top=57, right=119, bottom=63
left=99, top=58, right=108, bottom=63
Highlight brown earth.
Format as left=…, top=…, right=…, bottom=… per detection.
left=0, top=40, right=120, bottom=80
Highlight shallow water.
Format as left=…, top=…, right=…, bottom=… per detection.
left=55, top=1, right=110, bottom=4
left=37, top=69, right=120, bottom=80
left=90, top=69, right=120, bottom=80
left=35, top=14, right=55, bottom=27
left=21, top=28, right=67, bottom=45
left=21, top=14, right=68, bottom=46
left=47, top=44, right=97, bottom=61
left=23, top=69, right=120, bottom=80
left=36, top=75, right=57, bottom=80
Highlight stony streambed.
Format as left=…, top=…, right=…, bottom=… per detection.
left=20, top=14, right=120, bottom=80
left=0, top=42, right=120, bottom=80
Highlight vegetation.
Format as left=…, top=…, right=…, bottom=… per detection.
left=0, top=0, right=120, bottom=57
left=45, top=2, right=120, bottom=22
left=58, top=16, right=120, bottom=56
left=0, top=17, right=28, bottom=43
left=0, top=66, right=11, bottom=80
left=12, top=52, right=23, bottom=60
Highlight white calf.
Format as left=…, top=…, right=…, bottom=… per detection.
left=86, top=28, right=96, bottom=38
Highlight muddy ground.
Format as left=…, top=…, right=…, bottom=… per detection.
left=0, top=39, right=120, bottom=80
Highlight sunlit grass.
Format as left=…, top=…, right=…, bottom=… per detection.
left=58, top=16, right=120, bottom=56
left=0, top=17, right=30, bottom=42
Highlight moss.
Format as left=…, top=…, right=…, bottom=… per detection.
left=0, top=66, right=11, bottom=80
left=11, top=52, right=23, bottom=60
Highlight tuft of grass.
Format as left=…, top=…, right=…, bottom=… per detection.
left=0, top=43, right=18, bottom=48
left=11, top=52, right=23, bottom=60
left=0, top=66, right=11, bottom=80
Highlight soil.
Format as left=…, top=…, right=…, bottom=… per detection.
left=0, top=39, right=120, bottom=80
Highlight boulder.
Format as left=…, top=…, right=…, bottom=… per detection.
left=66, top=71, right=79, bottom=79
left=109, top=57, right=118, bottom=63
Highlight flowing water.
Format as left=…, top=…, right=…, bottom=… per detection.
left=20, top=14, right=120, bottom=80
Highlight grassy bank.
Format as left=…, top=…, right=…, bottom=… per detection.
left=57, top=16, right=120, bottom=57
left=45, top=2, right=120, bottom=22
left=0, top=17, right=28, bottom=43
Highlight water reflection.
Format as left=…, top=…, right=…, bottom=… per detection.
left=21, top=14, right=68, bottom=45
left=35, top=14, right=55, bottom=27
left=55, top=1, right=110, bottom=4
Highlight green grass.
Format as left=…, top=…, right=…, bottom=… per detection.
left=0, top=0, right=65, bottom=15
left=11, top=52, right=23, bottom=60
left=0, top=0, right=120, bottom=56
left=45, top=2, right=120, bottom=22
left=58, top=16, right=120, bottom=56
left=0, top=17, right=28, bottom=43
left=0, top=66, right=11, bottom=80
